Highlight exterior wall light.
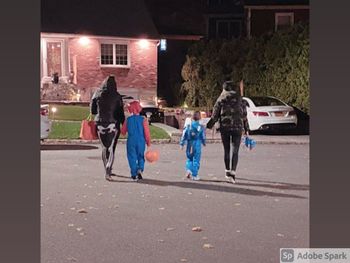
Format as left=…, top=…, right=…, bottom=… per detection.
left=79, top=36, right=90, bottom=46
left=138, top=39, right=150, bottom=49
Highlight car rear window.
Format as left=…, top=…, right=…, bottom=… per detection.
left=250, top=97, right=285, bottom=107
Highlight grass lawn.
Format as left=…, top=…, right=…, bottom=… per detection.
left=48, top=121, right=170, bottom=140
left=49, top=105, right=90, bottom=121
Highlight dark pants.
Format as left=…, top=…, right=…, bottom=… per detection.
left=96, top=122, right=120, bottom=176
left=220, top=130, right=242, bottom=172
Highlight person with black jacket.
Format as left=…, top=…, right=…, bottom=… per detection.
left=206, top=80, right=249, bottom=183
left=90, top=75, right=125, bottom=181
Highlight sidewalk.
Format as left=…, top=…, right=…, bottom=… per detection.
left=152, top=123, right=309, bottom=145
left=43, top=124, right=309, bottom=145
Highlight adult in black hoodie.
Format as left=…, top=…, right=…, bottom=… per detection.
left=206, top=80, right=248, bottom=183
left=90, top=75, right=125, bottom=181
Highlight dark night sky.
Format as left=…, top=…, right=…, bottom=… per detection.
left=41, top=0, right=159, bottom=39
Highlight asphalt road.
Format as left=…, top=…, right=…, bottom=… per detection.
left=41, top=143, right=309, bottom=263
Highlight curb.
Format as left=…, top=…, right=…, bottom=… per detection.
left=42, top=138, right=309, bottom=145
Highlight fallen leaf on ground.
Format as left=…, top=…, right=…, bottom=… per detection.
left=83, top=195, right=87, bottom=198
left=67, top=257, right=77, bottom=262
left=158, top=239, right=164, bottom=243
left=203, top=244, right=214, bottom=249
left=70, top=207, right=76, bottom=211
left=97, top=193, right=103, bottom=196
left=76, top=228, right=83, bottom=232
left=274, top=199, right=279, bottom=202
left=180, top=259, right=188, bottom=262
left=277, top=233, right=285, bottom=237
left=77, top=209, right=88, bottom=214
left=188, top=192, right=193, bottom=195
left=79, top=232, right=85, bottom=236
left=202, top=237, right=208, bottom=240
left=159, top=207, right=165, bottom=210
left=60, top=212, right=65, bottom=215
left=192, top=227, right=202, bottom=232
left=68, top=224, right=74, bottom=227
left=75, top=201, right=82, bottom=204
left=112, top=195, right=116, bottom=198
left=166, top=228, right=175, bottom=231
left=234, top=203, right=241, bottom=206
left=236, top=230, right=241, bottom=233
left=114, top=205, right=119, bottom=208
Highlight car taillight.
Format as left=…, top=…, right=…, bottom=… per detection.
left=252, top=111, right=269, bottom=117
left=40, top=108, right=48, bottom=116
left=288, top=110, right=296, bottom=116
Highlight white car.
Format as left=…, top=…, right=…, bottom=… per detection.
left=41, top=104, right=52, bottom=140
left=242, top=96, right=297, bottom=131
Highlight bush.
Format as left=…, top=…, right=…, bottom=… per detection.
left=181, top=23, right=310, bottom=113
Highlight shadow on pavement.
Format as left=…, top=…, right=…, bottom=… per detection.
left=111, top=174, right=306, bottom=199
left=41, top=144, right=98, bottom=151
left=236, top=178, right=309, bottom=191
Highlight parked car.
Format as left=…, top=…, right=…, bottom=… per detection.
left=140, top=100, right=165, bottom=124
left=242, top=96, right=298, bottom=131
left=41, top=104, right=52, bottom=140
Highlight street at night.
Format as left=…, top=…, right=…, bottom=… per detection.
left=41, top=143, right=309, bottom=263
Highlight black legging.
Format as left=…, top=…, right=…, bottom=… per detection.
left=220, top=130, right=242, bottom=172
left=96, top=122, right=120, bottom=175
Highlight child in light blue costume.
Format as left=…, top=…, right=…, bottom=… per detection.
left=180, top=111, right=206, bottom=180
left=121, top=101, right=151, bottom=181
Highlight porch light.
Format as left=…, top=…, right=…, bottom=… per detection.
left=138, top=39, right=150, bottom=49
left=79, top=36, right=90, bottom=46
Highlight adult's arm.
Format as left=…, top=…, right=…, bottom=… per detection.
left=206, top=100, right=221, bottom=129
left=90, top=92, right=98, bottom=115
left=114, top=96, right=125, bottom=126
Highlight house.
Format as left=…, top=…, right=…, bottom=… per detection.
left=41, top=0, right=160, bottom=102
left=205, top=0, right=245, bottom=40
left=244, top=0, right=309, bottom=38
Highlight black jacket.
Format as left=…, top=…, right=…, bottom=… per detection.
left=90, top=76, right=125, bottom=126
left=207, top=81, right=248, bottom=133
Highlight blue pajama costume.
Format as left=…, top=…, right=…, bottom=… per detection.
left=180, top=120, right=206, bottom=177
left=125, top=115, right=147, bottom=177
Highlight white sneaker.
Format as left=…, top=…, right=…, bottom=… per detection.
left=230, top=170, right=236, bottom=184
left=192, top=176, right=200, bottom=181
left=225, top=170, right=235, bottom=184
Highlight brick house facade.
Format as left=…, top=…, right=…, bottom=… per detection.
left=41, top=0, right=159, bottom=102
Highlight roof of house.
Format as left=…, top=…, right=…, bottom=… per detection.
left=41, top=0, right=160, bottom=39
left=244, top=0, right=309, bottom=6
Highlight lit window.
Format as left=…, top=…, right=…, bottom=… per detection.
left=275, top=13, right=294, bottom=31
left=100, top=42, right=129, bottom=67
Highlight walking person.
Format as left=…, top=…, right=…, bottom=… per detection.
left=90, top=75, right=125, bottom=181
left=121, top=101, right=151, bottom=181
left=206, top=80, right=249, bottom=183
left=180, top=111, right=206, bottom=181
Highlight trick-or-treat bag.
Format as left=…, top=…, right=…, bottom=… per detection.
left=79, top=114, right=98, bottom=140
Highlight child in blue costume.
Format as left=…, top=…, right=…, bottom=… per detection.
left=121, top=101, right=151, bottom=181
left=180, top=111, right=206, bottom=180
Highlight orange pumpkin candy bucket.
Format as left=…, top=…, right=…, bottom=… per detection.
left=145, top=149, right=160, bottom=163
